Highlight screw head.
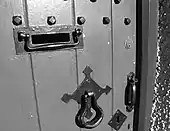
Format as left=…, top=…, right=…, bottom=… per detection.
left=124, top=18, right=131, bottom=25
left=77, top=17, right=86, bottom=25
left=12, top=16, right=22, bottom=26
left=103, top=17, right=110, bottom=25
left=47, top=16, right=56, bottom=25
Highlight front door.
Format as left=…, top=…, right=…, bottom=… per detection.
left=0, top=0, right=136, bottom=131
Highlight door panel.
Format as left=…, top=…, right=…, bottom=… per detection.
left=27, top=0, right=79, bottom=131
left=76, top=0, right=112, bottom=131
left=0, top=0, right=37, bottom=131
left=113, top=0, right=136, bottom=130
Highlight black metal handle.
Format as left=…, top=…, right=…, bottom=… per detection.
left=124, top=72, right=137, bottom=112
left=18, top=28, right=82, bottom=52
left=75, top=91, right=104, bottom=129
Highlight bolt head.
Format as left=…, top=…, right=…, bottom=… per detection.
left=77, top=17, right=86, bottom=25
left=47, top=16, right=56, bottom=25
left=103, top=17, right=110, bottom=25
left=124, top=18, right=131, bottom=25
left=114, top=0, right=121, bottom=4
left=12, top=16, right=22, bottom=26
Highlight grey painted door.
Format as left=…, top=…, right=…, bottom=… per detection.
left=0, top=0, right=136, bottom=131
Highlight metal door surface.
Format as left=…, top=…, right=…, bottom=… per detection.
left=0, top=0, right=137, bottom=131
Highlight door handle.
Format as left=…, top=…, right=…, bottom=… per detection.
left=75, top=91, right=104, bottom=129
left=124, top=72, right=137, bottom=112
left=18, top=28, right=82, bottom=52
left=13, top=25, right=84, bottom=54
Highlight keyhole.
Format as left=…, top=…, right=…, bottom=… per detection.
left=128, top=124, right=130, bottom=129
left=116, top=116, right=120, bottom=123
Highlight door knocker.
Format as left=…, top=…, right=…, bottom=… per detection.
left=61, top=65, right=112, bottom=128
left=75, top=91, right=104, bottom=129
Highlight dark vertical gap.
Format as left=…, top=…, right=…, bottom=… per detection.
left=133, top=0, right=142, bottom=130
left=133, top=0, right=150, bottom=130
left=110, top=0, right=114, bottom=131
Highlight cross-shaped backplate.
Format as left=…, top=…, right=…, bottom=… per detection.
left=61, top=66, right=112, bottom=119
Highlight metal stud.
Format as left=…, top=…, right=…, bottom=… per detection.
left=77, top=16, right=86, bottom=25
left=114, top=0, right=121, bottom=4
left=124, top=18, right=131, bottom=25
left=12, top=16, right=22, bottom=26
left=47, top=16, right=56, bottom=25
left=103, top=17, right=110, bottom=25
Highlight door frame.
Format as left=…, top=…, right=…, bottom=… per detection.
left=133, top=0, right=158, bottom=131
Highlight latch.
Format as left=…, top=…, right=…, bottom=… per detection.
left=13, top=25, right=84, bottom=55
left=124, top=72, right=138, bottom=112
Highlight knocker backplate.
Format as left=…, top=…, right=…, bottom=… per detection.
left=61, top=66, right=112, bottom=119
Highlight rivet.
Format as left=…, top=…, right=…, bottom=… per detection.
left=114, top=0, right=121, bottom=4
left=12, top=16, right=22, bottom=26
left=103, top=17, right=110, bottom=25
left=77, top=16, right=86, bottom=25
left=124, top=18, right=131, bottom=25
left=47, top=16, right=56, bottom=25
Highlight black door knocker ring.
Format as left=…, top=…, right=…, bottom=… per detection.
left=75, top=91, right=104, bottom=129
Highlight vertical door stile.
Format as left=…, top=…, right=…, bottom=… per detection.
left=22, top=0, right=42, bottom=131
left=109, top=0, right=136, bottom=130
left=75, top=0, right=112, bottom=131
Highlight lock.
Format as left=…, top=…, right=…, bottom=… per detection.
left=13, top=25, right=84, bottom=55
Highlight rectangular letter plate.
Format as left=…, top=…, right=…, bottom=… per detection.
left=13, top=25, right=84, bottom=55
